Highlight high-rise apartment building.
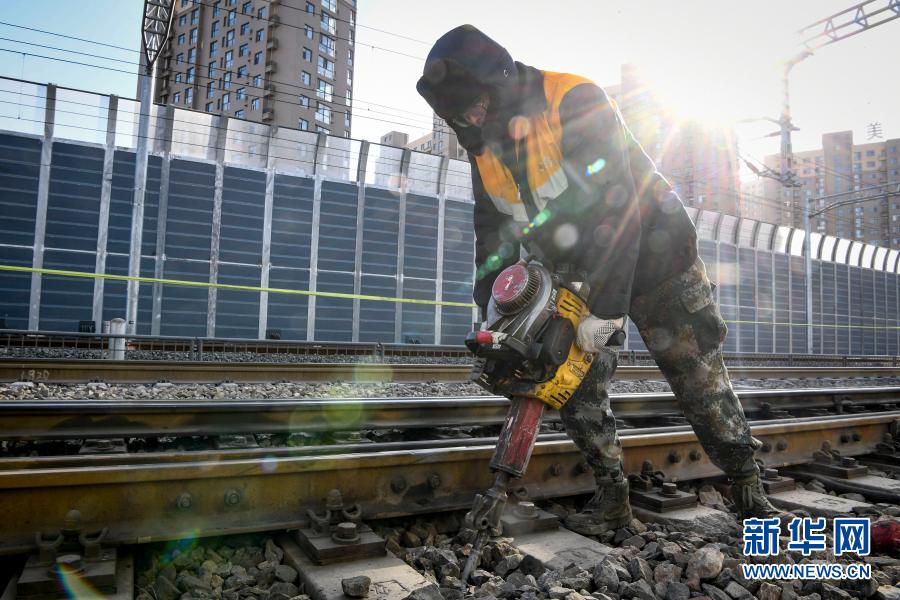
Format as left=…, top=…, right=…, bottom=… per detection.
left=604, top=65, right=742, bottom=216
left=153, top=0, right=356, bottom=136
left=758, top=132, right=900, bottom=246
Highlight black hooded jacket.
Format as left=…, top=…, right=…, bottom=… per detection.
left=417, top=26, right=699, bottom=318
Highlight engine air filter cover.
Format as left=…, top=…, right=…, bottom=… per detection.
left=492, top=264, right=540, bottom=314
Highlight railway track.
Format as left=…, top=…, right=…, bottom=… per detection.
left=2, top=387, right=898, bottom=441
left=1, top=387, right=899, bottom=555
left=3, top=359, right=900, bottom=384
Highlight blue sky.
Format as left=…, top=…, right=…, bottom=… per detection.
left=1, top=0, right=898, bottom=167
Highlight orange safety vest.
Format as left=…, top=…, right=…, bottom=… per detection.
left=473, top=71, right=594, bottom=224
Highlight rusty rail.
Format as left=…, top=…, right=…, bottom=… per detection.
left=1, top=387, right=899, bottom=441
left=0, top=411, right=897, bottom=554
left=3, top=359, right=900, bottom=384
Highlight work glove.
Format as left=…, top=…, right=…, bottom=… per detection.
left=576, top=315, right=626, bottom=353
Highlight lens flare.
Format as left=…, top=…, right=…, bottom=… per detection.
left=56, top=561, right=105, bottom=599
left=159, top=533, right=200, bottom=568
left=585, top=158, right=606, bottom=177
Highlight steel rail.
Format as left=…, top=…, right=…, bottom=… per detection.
left=1, top=387, right=899, bottom=441
left=3, top=330, right=898, bottom=366
left=3, top=359, right=900, bottom=384
left=0, top=411, right=897, bottom=554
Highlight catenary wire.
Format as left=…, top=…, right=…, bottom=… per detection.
left=0, top=23, right=435, bottom=122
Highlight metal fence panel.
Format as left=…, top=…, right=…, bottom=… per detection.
left=270, top=174, right=314, bottom=270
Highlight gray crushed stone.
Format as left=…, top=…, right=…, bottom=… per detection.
left=3, top=376, right=900, bottom=401
left=134, top=536, right=307, bottom=600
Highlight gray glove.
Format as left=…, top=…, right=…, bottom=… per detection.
left=576, top=315, right=626, bottom=353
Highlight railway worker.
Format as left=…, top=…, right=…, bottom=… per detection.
left=416, top=25, right=788, bottom=534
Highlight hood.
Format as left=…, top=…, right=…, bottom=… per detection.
left=416, top=25, right=518, bottom=155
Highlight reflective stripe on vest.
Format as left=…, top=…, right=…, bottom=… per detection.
left=474, top=71, right=594, bottom=224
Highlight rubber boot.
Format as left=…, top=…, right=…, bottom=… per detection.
left=731, top=470, right=793, bottom=523
left=564, top=476, right=633, bottom=535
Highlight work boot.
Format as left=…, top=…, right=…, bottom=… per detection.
left=564, top=477, right=633, bottom=535
left=731, top=471, right=793, bottom=523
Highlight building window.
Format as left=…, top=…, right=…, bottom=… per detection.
left=210, top=41, right=219, bottom=57
left=321, top=0, right=336, bottom=11
left=206, top=102, right=214, bottom=111
left=179, top=14, right=187, bottom=26
left=321, top=13, right=335, bottom=34
left=319, top=33, right=335, bottom=56
left=252, top=74, right=262, bottom=87
left=251, top=97, right=260, bottom=110
left=299, top=95, right=310, bottom=108
left=306, top=1, right=314, bottom=12
left=181, top=0, right=189, bottom=7
left=305, top=25, right=314, bottom=39
left=235, top=109, right=245, bottom=118
left=301, top=71, right=311, bottom=85
left=185, top=88, right=193, bottom=104
left=345, top=88, right=350, bottom=106
left=256, top=29, right=264, bottom=42
left=226, top=9, right=236, bottom=25
left=212, top=1, right=221, bottom=16
left=302, top=47, right=312, bottom=61
left=212, top=21, right=221, bottom=36
left=347, top=69, right=352, bottom=86
left=242, top=1, right=252, bottom=14
left=257, top=6, right=266, bottom=18
left=254, top=51, right=263, bottom=64
left=317, top=56, right=334, bottom=78
left=207, top=81, right=215, bottom=98
left=347, top=49, right=353, bottom=67
left=174, top=91, right=181, bottom=103
left=867, top=161, right=876, bottom=168
left=866, top=150, right=875, bottom=157
left=189, top=28, right=197, bottom=43
left=239, top=43, right=249, bottom=57
left=188, top=47, right=196, bottom=63
left=299, top=118, right=309, bottom=131
left=236, top=87, right=246, bottom=100
left=316, top=79, right=333, bottom=101
left=208, top=61, right=217, bottom=77
left=225, top=29, right=235, bottom=47
left=191, top=8, right=199, bottom=24
left=175, top=72, right=183, bottom=83
left=240, top=22, right=250, bottom=36
left=223, top=71, right=232, bottom=89
left=237, top=65, right=248, bottom=78
left=222, top=93, right=230, bottom=110
left=176, top=52, right=185, bottom=64
left=225, top=49, right=234, bottom=67
left=177, top=33, right=185, bottom=45
left=187, top=67, right=195, bottom=83
left=316, top=126, right=330, bottom=135
left=344, top=111, right=350, bottom=127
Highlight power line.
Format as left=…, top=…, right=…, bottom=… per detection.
left=183, top=0, right=425, bottom=61
left=0, top=101, right=453, bottom=188
left=0, top=47, right=435, bottom=132
left=254, top=1, right=430, bottom=45
left=0, top=24, right=435, bottom=122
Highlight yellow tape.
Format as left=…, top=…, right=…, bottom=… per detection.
left=722, top=319, right=900, bottom=331
left=0, top=265, right=478, bottom=308
left=4, top=264, right=900, bottom=329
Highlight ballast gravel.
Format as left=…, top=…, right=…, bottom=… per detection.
left=2, top=376, right=900, bottom=401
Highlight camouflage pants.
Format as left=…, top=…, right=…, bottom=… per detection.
left=560, top=259, right=760, bottom=481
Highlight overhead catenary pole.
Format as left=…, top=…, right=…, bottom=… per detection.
left=778, top=52, right=813, bottom=352
left=126, top=0, right=175, bottom=335
left=775, top=0, right=900, bottom=352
